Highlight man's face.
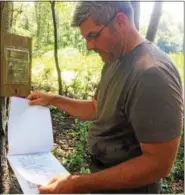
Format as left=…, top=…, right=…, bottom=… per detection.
left=80, top=15, right=125, bottom=63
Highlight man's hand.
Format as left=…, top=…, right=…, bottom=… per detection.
left=27, top=91, right=53, bottom=106
left=38, top=175, right=80, bottom=194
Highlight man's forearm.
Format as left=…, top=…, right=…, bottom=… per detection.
left=75, top=154, right=166, bottom=193
left=49, top=95, right=97, bottom=121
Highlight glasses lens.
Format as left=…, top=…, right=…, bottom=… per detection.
left=87, top=32, right=99, bottom=40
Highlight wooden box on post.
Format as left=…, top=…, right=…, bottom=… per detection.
left=0, top=31, right=32, bottom=97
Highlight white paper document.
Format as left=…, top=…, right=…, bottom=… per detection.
left=8, top=97, right=69, bottom=194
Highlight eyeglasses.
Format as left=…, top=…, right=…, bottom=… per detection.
left=85, top=14, right=116, bottom=41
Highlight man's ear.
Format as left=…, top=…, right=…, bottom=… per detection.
left=114, top=12, right=128, bottom=29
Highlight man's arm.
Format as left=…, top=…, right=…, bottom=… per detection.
left=76, top=136, right=180, bottom=192
left=49, top=95, right=98, bottom=121
left=28, top=91, right=97, bottom=121
left=38, top=136, right=181, bottom=194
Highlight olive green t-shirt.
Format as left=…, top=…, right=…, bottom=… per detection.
left=88, top=41, right=183, bottom=165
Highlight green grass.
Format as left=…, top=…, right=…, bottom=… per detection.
left=32, top=48, right=103, bottom=98
left=170, top=53, right=184, bottom=85
left=66, top=119, right=92, bottom=174
left=32, top=51, right=184, bottom=96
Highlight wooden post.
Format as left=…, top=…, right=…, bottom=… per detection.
left=0, top=2, right=11, bottom=193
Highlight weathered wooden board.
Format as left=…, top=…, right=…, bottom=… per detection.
left=0, top=31, right=32, bottom=97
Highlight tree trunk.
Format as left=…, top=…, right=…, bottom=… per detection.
left=146, top=2, right=163, bottom=42
left=51, top=1, right=63, bottom=95
left=10, top=2, right=13, bottom=28
left=47, top=18, right=50, bottom=43
left=12, top=3, right=23, bottom=28
left=0, top=2, right=11, bottom=193
left=131, top=1, right=140, bottom=31
left=35, top=2, right=41, bottom=49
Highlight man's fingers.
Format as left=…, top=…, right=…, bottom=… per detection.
left=38, top=176, right=61, bottom=193
left=48, top=177, right=58, bottom=185
left=28, top=99, right=40, bottom=106
left=38, top=183, right=55, bottom=194
left=27, top=91, right=41, bottom=100
left=27, top=93, right=37, bottom=100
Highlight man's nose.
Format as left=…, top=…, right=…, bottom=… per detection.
left=86, top=40, right=95, bottom=51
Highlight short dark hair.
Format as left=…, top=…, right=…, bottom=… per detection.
left=71, top=1, right=134, bottom=27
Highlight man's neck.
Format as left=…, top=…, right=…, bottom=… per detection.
left=122, top=27, right=145, bottom=56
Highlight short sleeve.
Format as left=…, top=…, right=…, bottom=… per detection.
left=126, top=66, right=183, bottom=143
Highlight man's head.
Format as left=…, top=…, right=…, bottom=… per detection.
left=71, top=2, right=135, bottom=63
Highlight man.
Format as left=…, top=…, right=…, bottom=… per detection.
left=28, top=2, right=183, bottom=194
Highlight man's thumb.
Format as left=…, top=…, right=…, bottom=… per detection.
left=38, top=184, right=54, bottom=193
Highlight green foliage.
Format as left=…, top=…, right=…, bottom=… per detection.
left=11, top=3, right=36, bottom=36
left=170, top=53, right=184, bottom=85
left=66, top=119, right=92, bottom=174
left=161, top=123, right=184, bottom=194
left=11, top=2, right=87, bottom=57
left=174, top=134, right=184, bottom=180
left=140, top=11, right=183, bottom=53
left=32, top=48, right=103, bottom=98
left=156, top=11, right=183, bottom=53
